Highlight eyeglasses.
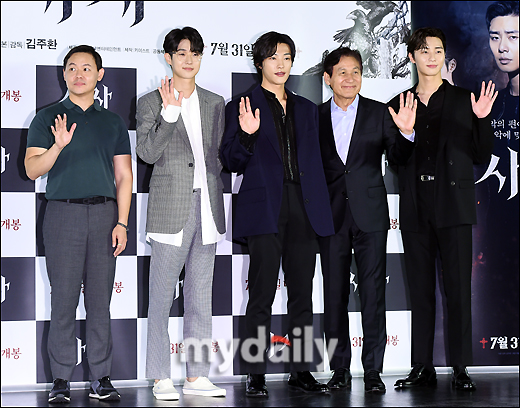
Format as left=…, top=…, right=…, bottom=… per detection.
left=171, top=51, right=202, bottom=62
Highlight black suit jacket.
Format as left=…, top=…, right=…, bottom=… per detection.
left=319, top=96, right=415, bottom=233
left=388, top=81, right=494, bottom=232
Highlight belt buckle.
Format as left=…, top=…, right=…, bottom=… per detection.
left=83, top=197, right=98, bottom=205
left=420, top=175, right=434, bottom=181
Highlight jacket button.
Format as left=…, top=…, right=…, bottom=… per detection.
left=449, top=160, right=453, bottom=165
left=188, top=163, right=194, bottom=167
left=304, top=199, right=309, bottom=204
left=345, top=170, right=350, bottom=174
left=451, top=181, right=455, bottom=186
left=300, top=171, right=304, bottom=176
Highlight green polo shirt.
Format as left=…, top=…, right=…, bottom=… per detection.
left=27, top=97, right=131, bottom=200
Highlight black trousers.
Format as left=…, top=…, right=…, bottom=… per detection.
left=319, top=199, right=387, bottom=372
left=401, top=181, right=473, bottom=368
left=245, top=181, right=318, bottom=374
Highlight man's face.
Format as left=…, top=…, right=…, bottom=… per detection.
left=324, top=55, right=362, bottom=104
left=260, top=42, right=292, bottom=88
left=489, top=15, right=519, bottom=74
left=63, top=52, right=104, bottom=98
left=165, top=39, right=201, bottom=80
left=409, top=36, right=445, bottom=78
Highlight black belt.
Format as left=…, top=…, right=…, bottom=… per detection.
left=55, top=196, right=116, bottom=205
left=419, top=175, right=435, bottom=181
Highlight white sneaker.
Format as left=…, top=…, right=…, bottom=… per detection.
left=183, top=377, right=226, bottom=397
left=152, top=378, right=179, bottom=400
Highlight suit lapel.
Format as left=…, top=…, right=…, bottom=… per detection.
left=252, top=85, right=282, bottom=160
left=197, top=86, right=212, bottom=159
left=345, top=95, right=366, bottom=167
left=319, top=99, right=343, bottom=163
left=176, top=116, right=191, bottom=152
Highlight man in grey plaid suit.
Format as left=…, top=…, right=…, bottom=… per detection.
left=136, top=27, right=226, bottom=400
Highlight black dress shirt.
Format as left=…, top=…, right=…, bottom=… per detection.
left=413, top=80, right=446, bottom=177
left=239, top=87, right=299, bottom=182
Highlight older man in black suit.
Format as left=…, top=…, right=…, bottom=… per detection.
left=318, top=46, right=417, bottom=393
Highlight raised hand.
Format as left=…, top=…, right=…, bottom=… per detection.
left=388, top=91, right=417, bottom=135
left=51, top=113, right=76, bottom=150
left=239, top=96, right=260, bottom=134
left=471, top=80, right=498, bottom=119
left=157, top=76, right=183, bottom=109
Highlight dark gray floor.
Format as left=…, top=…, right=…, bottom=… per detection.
left=1, top=373, right=519, bottom=407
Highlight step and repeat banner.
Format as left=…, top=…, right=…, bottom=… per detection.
left=1, top=1, right=516, bottom=389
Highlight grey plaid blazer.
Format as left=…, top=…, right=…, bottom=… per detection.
left=136, top=85, right=226, bottom=235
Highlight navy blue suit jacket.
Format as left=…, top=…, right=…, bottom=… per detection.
left=220, top=85, right=334, bottom=241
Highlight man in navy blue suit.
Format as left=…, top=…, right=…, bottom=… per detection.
left=220, top=31, right=334, bottom=398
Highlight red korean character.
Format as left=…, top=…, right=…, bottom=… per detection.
left=11, top=91, right=21, bottom=102
left=11, top=219, right=21, bottom=230
left=12, top=348, right=21, bottom=359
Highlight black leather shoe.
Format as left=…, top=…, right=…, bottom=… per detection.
left=364, top=370, right=386, bottom=393
left=246, top=374, right=268, bottom=398
left=394, top=364, right=437, bottom=388
left=288, top=371, right=330, bottom=393
left=48, top=378, right=70, bottom=403
left=327, top=367, right=352, bottom=389
left=452, top=366, right=476, bottom=391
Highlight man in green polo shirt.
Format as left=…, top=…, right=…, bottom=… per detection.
left=25, top=45, right=132, bottom=403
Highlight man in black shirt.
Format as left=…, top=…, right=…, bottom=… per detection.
left=220, top=31, right=334, bottom=398
left=390, top=27, right=498, bottom=391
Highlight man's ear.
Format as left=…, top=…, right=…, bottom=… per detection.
left=408, top=52, right=416, bottom=64
left=323, top=71, right=332, bottom=87
left=448, top=58, right=457, bottom=73
left=97, top=68, right=105, bottom=81
left=164, top=53, right=172, bottom=67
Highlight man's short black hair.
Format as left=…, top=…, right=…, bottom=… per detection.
left=163, top=27, right=204, bottom=55
left=252, top=31, right=296, bottom=76
left=486, top=1, right=519, bottom=30
left=407, top=27, right=447, bottom=57
left=323, top=47, right=363, bottom=77
left=63, top=45, right=102, bottom=71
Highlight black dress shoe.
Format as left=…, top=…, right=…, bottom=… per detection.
left=394, top=364, right=437, bottom=388
left=327, top=367, right=352, bottom=389
left=364, top=370, right=386, bottom=393
left=452, top=366, right=476, bottom=391
left=288, top=371, right=330, bottom=393
left=246, top=374, right=268, bottom=398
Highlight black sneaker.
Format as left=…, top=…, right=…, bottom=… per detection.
left=89, top=376, right=121, bottom=401
left=48, top=378, right=70, bottom=403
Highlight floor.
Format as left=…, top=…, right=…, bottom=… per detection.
left=1, top=372, right=519, bottom=407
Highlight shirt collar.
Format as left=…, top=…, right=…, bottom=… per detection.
left=412, top=79, right=447, bottom=95
left=331, top=93, right=359, bottom=113
left=62, top=96, right=101, bottom=111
